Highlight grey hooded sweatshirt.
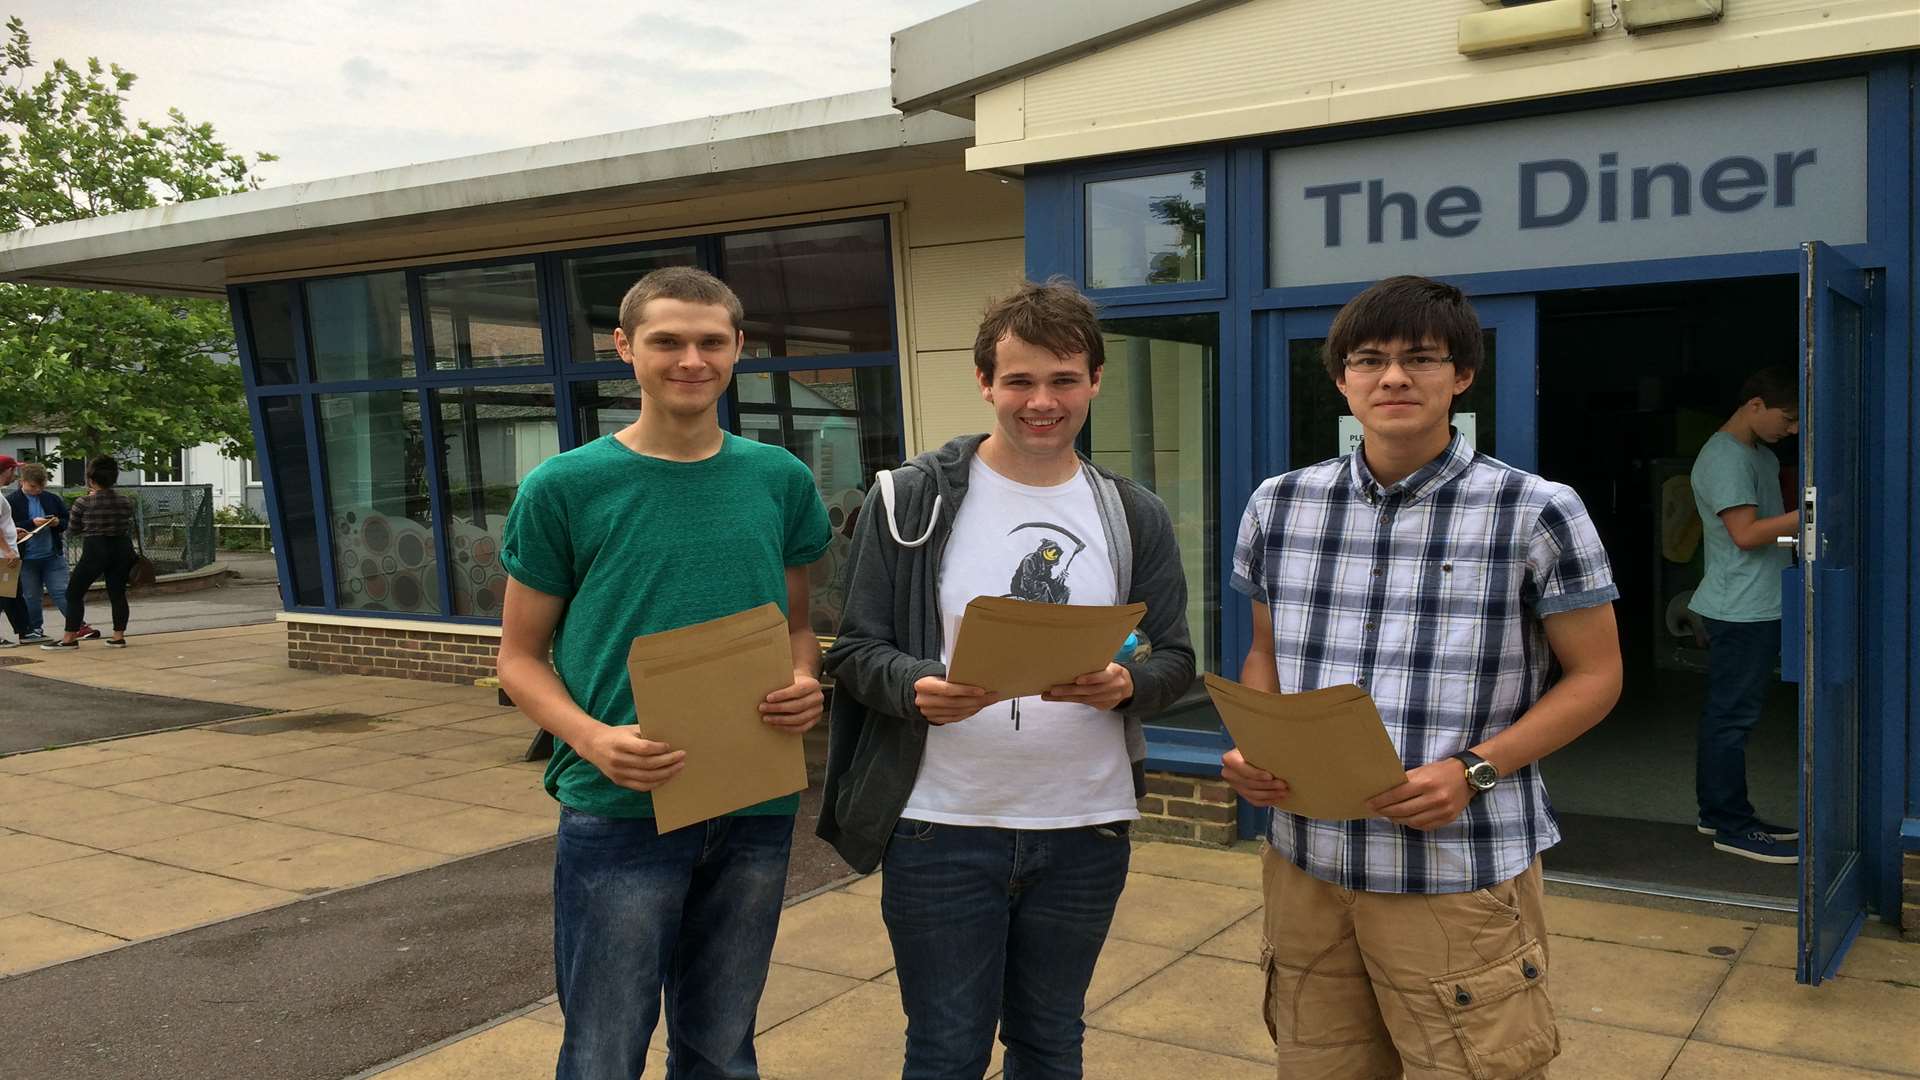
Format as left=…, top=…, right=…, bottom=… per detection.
left=817, top=434, right=1196, bottom=874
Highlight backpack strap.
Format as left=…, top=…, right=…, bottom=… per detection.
left=874, top=469, right=939, bottom=549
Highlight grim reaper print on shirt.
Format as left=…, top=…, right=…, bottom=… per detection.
left=1001, top=521, right=1085, bottom=604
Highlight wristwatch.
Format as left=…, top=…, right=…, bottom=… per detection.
left=1452, top=751, right=1499, bottom=795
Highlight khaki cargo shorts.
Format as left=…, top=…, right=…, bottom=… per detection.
left=1259, top=846, right=1558, bottom=1079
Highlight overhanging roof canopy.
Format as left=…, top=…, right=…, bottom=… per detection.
left=0, top=89, right=972, bottom=298
left=889, top=0, right=1240, bottom=117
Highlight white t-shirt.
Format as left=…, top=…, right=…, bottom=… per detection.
left=0, top=506, right=16, bottom=558
left=902, top=456, right=1140, bottom=829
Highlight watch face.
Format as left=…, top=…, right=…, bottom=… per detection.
left=1468, top=762, right=1499, bottom=790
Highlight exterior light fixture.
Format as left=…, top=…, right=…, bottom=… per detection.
left=1620, top=0, right=1725, bottom=33
left=1459, top=0, right=1596, bottom=56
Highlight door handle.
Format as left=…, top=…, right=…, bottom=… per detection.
left=1775, top=535, right=1800, bottom=550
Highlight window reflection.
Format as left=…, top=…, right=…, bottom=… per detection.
left=260, top=396, right=322, bottom=606
left=572, top=378, right=642, bottom=441
left=242, top=283, right=300, bottom=386
left=1090, top=314, right=1218, bottom=729
left=319, top=390, right=439, bottom=614
left=308, top=273, right=415, bottom=382
left=561, top=246, right=700, bottom=364
left=733, top=366, right=901, bottom=634
left=435, top=383, right=558, bottom=616
left=724, top=220, right=892, bottom=359
left=421, top=263, right=545, bottom=371
left=1087, top=171, right=1207, bottom=290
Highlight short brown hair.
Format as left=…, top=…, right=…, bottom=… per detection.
left=1737, top=366, right=1796, bottom=411
left=1323, top=275, right=1483, bottom=382
left=973, top=277, right=1106, bottom=380
left=618, top=266, right=745, bottom=338
left=17, top=461, right=49, bottom=486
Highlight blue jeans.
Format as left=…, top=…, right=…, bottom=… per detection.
left=18, top=552, right=68, bottom=635
left=881, top=819, right=1132, bottom=1080
left=553, top=808, right=793, bottom=1080
left=1697, top=617, right=1780, bottom=834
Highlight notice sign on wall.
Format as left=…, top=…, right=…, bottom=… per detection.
left=1340, top=413, right=1475, bottom=458
left=1269, top=80, right=1868, bottom=288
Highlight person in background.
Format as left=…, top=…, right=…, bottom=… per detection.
left=0, top=455, right=21, bottom=646
left=5, top=461, right=94, bottom=642
left=1688, top=366, right=1801, bottom=864
left=42, top=456, right=137, bottom=650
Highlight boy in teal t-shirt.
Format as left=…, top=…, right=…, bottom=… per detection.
left=1688, top=366, right=1801, bottom=865
left=498, top=267, right=831, bottom=1080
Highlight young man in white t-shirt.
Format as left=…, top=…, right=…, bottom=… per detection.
left=821, top=280, right=1196, bottom=1079
left=0, top=454, right=21, bottom=646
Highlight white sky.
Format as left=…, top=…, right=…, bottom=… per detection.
left=12, top=1, right=972, bottom=187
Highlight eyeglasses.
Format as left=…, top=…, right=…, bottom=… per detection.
left=1343, top=352, right=1454, bottom=375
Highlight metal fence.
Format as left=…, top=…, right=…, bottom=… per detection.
left=61, top=483, right=217, bottom=576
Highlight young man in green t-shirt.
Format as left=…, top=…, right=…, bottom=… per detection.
left=498, top=266, right=832, bottom=1080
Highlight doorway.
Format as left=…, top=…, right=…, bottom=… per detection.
left=1534, top=277, right=1800, bottom=904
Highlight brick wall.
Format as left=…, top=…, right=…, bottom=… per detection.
left=1136, top=772, right=1239, bottom=845
left=285, top=621, right=499, bottom=684
left=1904, top=853, right=1919, bottom=943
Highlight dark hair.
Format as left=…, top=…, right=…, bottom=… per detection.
left=1323, top=275, right=1484, bottom=382
left=1736, top=366, right=1796, bottom=411
left=87, top=455, right=119, bottom=488
left=617, top=266, right=745, bottom=338
left=973, top=277, right=1106, bottom=380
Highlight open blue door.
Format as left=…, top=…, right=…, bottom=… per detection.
left=1794, top=241, right=1872, bottom=985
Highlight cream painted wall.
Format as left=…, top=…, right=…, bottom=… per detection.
left=966, top=0, right=1919, bottom=170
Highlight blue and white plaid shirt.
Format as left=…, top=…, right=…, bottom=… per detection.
left=1231, top=433, right=1618, bottom=893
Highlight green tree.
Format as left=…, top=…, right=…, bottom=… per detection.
left=0, top=15, right=276, bottom=465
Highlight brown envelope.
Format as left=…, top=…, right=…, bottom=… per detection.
left=626, top=602, right=806, bottom=833
left=0, top=557, right=17, bottom=599
left=944, top=595, right=1147, bottom=700
left=1202, top=672, right=1408, bottom=821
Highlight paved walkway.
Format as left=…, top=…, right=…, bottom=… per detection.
left=4, top=623, right=1919, bottom=1079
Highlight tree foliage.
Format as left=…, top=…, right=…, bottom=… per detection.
left=0, top=15, right=276, bottom=464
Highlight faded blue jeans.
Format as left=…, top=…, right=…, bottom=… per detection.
left=17, top=551, right=68, bottom=636
left=880, top=819, right=1132, bottom=1080
left=553, top=808, right=793, bottom=1080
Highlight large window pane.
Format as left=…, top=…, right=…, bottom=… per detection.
left=319, top=391, right=439, bottom=614
left=1089, top=314, right=1218, bottom=729
left=561, top=245, right=700, bottom=364
left=724, top=220, right=892, bottom=359
left=435, top=383, right=558, bottom=616
left=259, top=396, right=322, bottom=605
left=1087, top=171, right=1207, bottom=290
left=241, top=283, right=300, bottom=386
left=1290, top=330, right=1497, bottom=470
left=421, top=262, right=545, bottom=371
left=571, top=378, right=642, bottom=442
left=732, top=366, right=901, bottom=635
left=307, top=272, right=415, bottom=382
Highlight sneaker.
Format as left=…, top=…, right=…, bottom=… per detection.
left=0, top=637, right=14, bottom=648
left=1713, top=830, right=1800, bottom=864
left=38, top=639, right=78, bottom=651
left=76, top=626, right=101, bottom=641
left=103, top=637, right=128, bottom=648
left=19, top=630, right=46, bottom=642
left=1698, top=820, right=1799, bottom=841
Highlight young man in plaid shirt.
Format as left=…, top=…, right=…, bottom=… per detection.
left=1222, top=276, right=1622, bottom=1079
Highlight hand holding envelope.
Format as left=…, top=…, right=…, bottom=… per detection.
left=624, top=603, right=809, bottom=832
left=944, top=596, right=1146, bottom=702
left=1203, top=673, right=1408, bottom=820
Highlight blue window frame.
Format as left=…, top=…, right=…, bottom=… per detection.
left=1070, top=153, right=1227, bottom=307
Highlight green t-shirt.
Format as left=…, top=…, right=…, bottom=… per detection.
left=501, top=433, right=833, bottom=818
left=1688, top=430, right=1790, bottom=623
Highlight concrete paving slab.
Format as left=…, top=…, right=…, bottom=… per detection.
left=1087, top=953, right=1270, bottom=1063
left=240, top=745, right=408, bottom=778
left=421, top=735, right=532, bottom=766
left=1692, top=963, right=1920, bottom=1074
left=753, top=981, right=991, bottom=1080
left=220, top=836, right=447, bottom=893
left=1126, top=841, right=1263, bottom=891
left=842, top=871, right=882, bottom=898
left=1665, top=1040, right=1913, bottom=1079
left=1084, top=937, right=1186, bottom=1011
left=28, top=803, right=247, bottom=850
left=121, top=818, right=338, bottom=872
left=0, top=850, right=190, bottom=911
left=349, top=728, right=494, bottom=755
left=397, top=766, right=551, bottom=815
left=311, top=755, right=494, bottom=791
left=771, top=891, right=895, bottom=980
left=1555, top=1017, right=1685, bottom=1079
left=1079, top=1027, right=1274, bottom=1079
left=359, top=805, right=553, bottom=856
left=33, top=753, right=204, bottom=789
left=0, top=742, right=129, bottom=774
left=1106, top=872, right=1261, bottom=952
left=36, top=872, right=297, bottom=940
left=0, top=771, right=74, bottom=804
left=1550, top=935, right=1732, bottom=1037
left=105, top=764, right=283, bottom=802
left=185, top=777, right=376, bottom=818
left=1193, top=909, right=1262, bottom=964
left=0, top=787, right=162, bottom=831
left=1739, top=924, right=1920, bottom=985
left=271, top=791, right=471, bottom=838
left=393, top=702, right=523, bottom=728
left=374, top=1018, right=565, bottom=1080
left=445, top=712, right=542, bottom=736
left=0, top=831, right=97, bottom=872
left=1544, top=893, right=1760, bottom=959
left=0, top=912, right=125, bottom=974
